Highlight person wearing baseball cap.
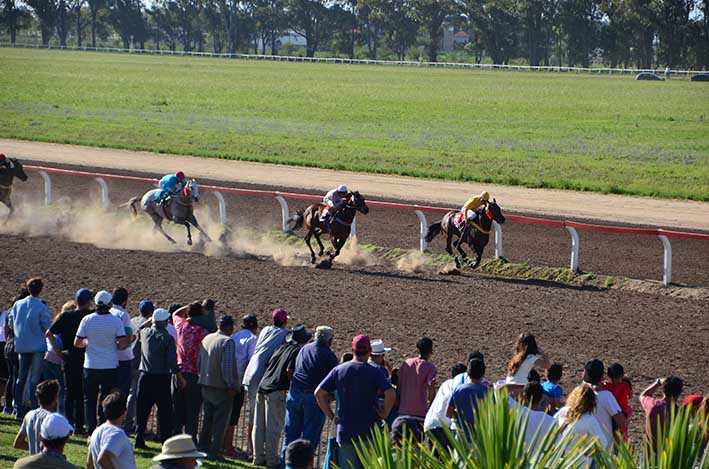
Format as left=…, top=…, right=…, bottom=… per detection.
left=134, top=307, right=183, bottom=449
left=223, top=313, right=259, bottom=458
left=14, top=412, right=76, bottom=468
left=46, top=288, right=94, bottom=434
left=315, top=335, right=395, bottom=469
left=74, top=291, right=130, bottom=434
left=241, top=309, right=289, bottom=459
left=282, top=326, right=338, bottom=464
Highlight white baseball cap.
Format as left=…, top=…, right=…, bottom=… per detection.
left=40, top=413, right=74, bottom=440
left=337, top=184, right=348, bottom=193
left=94, top=290, right=113, bottom=306
left=153, top=308, right=170, bottom=322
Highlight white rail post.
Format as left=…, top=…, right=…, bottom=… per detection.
left=274, top=195, right=290, bottom=232
left=658, top=234, right=672, bottom=287
left=349, top=217, right=357, bottom=243
left=414, top=209, right=428, bottom=252
left=212, top=191, right=227, bottom=225
left=95, top=177, right=110, bottom=209
left=492, top=221, right=503, bottom=258
left=38, top=171, right=52, bottom=205
left=565, top=226, right=580, bottom=272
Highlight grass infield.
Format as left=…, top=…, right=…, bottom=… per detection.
left=0, top=413, right=256, bottom=468
left=1, top=48, right=708, bottom=200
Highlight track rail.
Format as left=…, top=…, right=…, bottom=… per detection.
left=23, top=165, right=709, bottom=286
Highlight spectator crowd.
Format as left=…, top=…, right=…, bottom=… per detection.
left=1, top=276, right=708, bottom=469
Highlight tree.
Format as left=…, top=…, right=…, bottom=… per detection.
left=651, top=0, right=694, bottom=67
left=26, top=0, right=57, bottom=44
left=107, top=0, right=146, bottom=48
left=72, top=0, right=87, bottom=47
left=253, top=0, right=287, bottom=54
left=1, top=0, right=32, bottom=43
left=87, top=0, right=103, bottom=46
left=411, top=0, right=457, bottom=62
left=286, top=0, right=333, bottom=57
left=368, top=0, right=419, bottom=60
left=56, top=0, right=69, bottom=45
left=559, top=0, right=602, bottom=67
left=467, top=0, right=520, bottom=64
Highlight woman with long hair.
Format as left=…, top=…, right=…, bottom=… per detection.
left=556, top=384, right=609, bottom=464
left=41, top=300, right=74, bottom=414
left=505, top=333, right=551, bottom=385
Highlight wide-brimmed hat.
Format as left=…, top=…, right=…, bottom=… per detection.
left=153, top=434, right=206, bottom=462
left=370, top=339, right=392, bottom=356
left=287, top=325, right=312, bottom=345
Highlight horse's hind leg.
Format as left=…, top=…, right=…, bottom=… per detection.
left=304, top=230, right=317, bottom=264
left=314, top=231, right=325, bottom=256
left=155, top=221, right=176, bottom=244
left=188, top=215, right=211, bottom=242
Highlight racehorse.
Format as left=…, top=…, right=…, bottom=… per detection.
left=0, top=158, right=28, bottom=216
left=288, top=191, right=369, bottom=265
left=126, top=179, right=211, bottom=245
left=425, top=199, right=506, bottom=269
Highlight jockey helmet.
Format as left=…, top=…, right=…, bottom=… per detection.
left=480, top=191, right=490, bottom=201
left=0, top=153, right=5, bottom=161
left=337, top=184, right=348, bottom=193
left=176, top=171, right=186, bottom=181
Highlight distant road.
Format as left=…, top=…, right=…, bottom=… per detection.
left=3, top=138, right=708, bottom=231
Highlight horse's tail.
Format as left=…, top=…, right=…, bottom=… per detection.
left=286, top=209, right=304, bottom=232
left=425, top=221, right=442, bottom=243
left=120, top=197, right=141, bottom=221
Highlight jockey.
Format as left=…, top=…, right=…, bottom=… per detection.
left=320, top=184, right=349, bottom=224
left=0, top=153, right=12, bottom=169
left=155, top=171, right=187, bottom=203
left=461, top=191, right=490, bottom=225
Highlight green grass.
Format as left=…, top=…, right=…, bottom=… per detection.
left=1, top=48, right=708, bottom=200
left=0, top=413, right=256, bottom=468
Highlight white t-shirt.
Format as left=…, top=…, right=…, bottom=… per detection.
left=20, top=407, right=53, bottom=455
left=424, top=372, right=472, bottom=431
left=593, top=389, right=621, bottom=446
left=554, top=411, right=609, bottom=463
left=129, top=316, right=148, bottom=351
left=77, top=312, right=125, bottom=370
left=518, top=405, right=554, bottom=451
left=89, top=422, right=137, bottom=469
left=110, top=306, right=133, bottom=362
left=505, top=354, right=539, bottom=385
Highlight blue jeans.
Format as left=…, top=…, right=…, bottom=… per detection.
left=15, top=352, right=43, bottom=413
left=282, top=389, right=326, bottom=464
left=41, top=359, right=65, bottom=414
left=117, top=360, right=132, bottom=398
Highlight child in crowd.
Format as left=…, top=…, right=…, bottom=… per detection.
left=542, top=363, right=564, bottom=413
left=601, top=362, right=632, bottom=439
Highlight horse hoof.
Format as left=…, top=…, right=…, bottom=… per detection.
left=311, top=257, right=316, bottom=264
left=187, top=240, right=193, bottom=246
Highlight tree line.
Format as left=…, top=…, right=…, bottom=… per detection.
left=1, top=0, right=708, bottom=69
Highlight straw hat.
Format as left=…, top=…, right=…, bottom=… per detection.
left=153, top=434, right=206, bottom=462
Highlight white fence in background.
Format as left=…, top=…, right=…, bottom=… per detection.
left=2, top=42, right=707, bottom=76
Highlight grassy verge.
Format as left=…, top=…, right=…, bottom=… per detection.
left=1, top=48, right=708, bottom=200
left=0, top=413, right=256, bottom=468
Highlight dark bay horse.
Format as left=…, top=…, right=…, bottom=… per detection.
left=126, top=179, right=211, bottom=245
left=425, top=199, right=506, bottom=269
left=289, top=191, right=369, bottom=265
left=0, top=158, right=28, bottom=216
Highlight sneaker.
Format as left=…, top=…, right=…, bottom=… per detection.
left=2, top=406, right=12, bottom=414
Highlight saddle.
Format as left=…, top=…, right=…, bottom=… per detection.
left=453, top=211, right=467, bottom=231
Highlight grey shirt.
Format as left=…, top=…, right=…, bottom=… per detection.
left=242, top=325, right=288, bottom=388
left=138, top=324, right=178, bottom=375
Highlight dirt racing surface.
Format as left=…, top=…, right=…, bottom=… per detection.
left=2, top=166, right=709, bottom=444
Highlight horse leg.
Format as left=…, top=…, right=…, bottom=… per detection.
left=304, top=230, right=317, bottom=264
left=469, top=243, right=483, bottom=269
left=153, top=219, right=176, bottom=244
left=330, top=237, right=344, bottom=261
left=188, top=215, right=211, bottom=242
left=184, top=223, right=193, bottom=245
left=314, top=231, right=325, bottom=256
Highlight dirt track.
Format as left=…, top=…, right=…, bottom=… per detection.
left=3, top=138, right=709, bottom=231
left=2, top=150, right=709, bottom=444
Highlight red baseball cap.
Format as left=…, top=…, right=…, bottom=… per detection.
left=352, top=334, right=371, bottom=353
left=272, top=309, right=288, bottom=324
left=683, top=394, right=704, bottom=409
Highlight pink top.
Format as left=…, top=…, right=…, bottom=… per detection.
left=397, top=357, right=438, bottom=417
left=174, top=315, right=208, bottom=375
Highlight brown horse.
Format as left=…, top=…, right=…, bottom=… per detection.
left=425, top=199, right=505, bottom=269
left=0, top=158, right=28, bottom=216
left=288, top=191, right=369, bottom=265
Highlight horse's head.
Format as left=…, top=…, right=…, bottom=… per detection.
left=12, top=159, right=28, bottom=182
left=183, top=179, right=200, bottom=202
left=486, top=198, right=505, bottom=224
left=350, top=191, right=369, bottom=215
